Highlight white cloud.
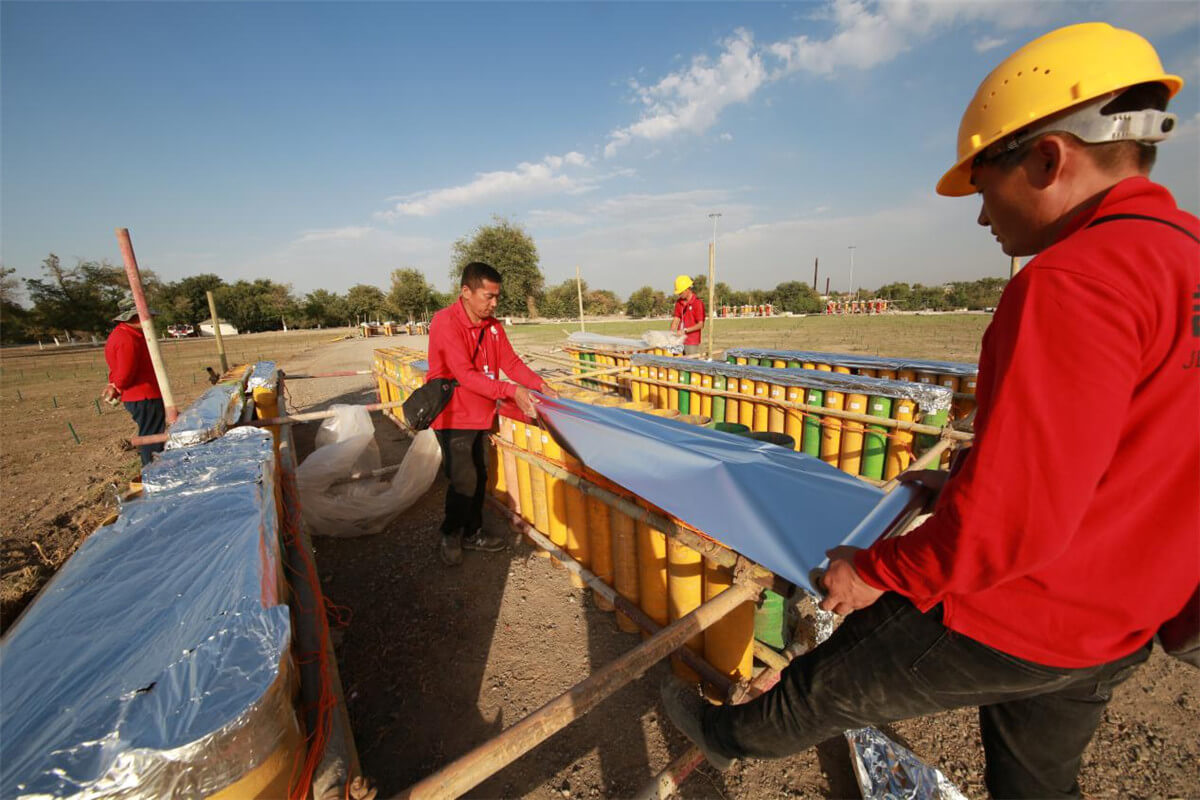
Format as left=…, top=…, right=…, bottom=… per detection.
left=719, top=132, right=734, bottom=142
left=605, top=29, right=767, bottom=157
left=296, top=225, right=374, bottom=243
left=973, top=36, right=1006, bottom=54
left=377, top=151, right=592, bottom=219
left=527, top=209, right=591, bottom=227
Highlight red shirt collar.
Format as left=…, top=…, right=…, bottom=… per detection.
left=451, top=297, right=495, bottom=331
left=1053, top=176, right=1166, bottom=245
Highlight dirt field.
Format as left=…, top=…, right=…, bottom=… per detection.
left=3, top=316, right=1196, bottom=798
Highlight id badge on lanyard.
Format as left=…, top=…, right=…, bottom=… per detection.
left=479, top=327, right=496, bottom=380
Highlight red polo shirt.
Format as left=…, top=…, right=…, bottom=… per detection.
left=673, top=293, right=705, bottom=345
left=856, top=177, right=1200, bottom=668
left=426, top=299, right=545, bottom=430
left=104, top=323, right=162, bottom=402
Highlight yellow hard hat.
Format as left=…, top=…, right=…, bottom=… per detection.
left=674, top=274, right=694, bottom=294
left=937, top=22, right=1183, bottom=197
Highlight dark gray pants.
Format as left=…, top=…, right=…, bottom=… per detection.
left=704, top=593, right=1150, bottom=798
left=124, top=398, right=166, bottom=466
left=434, top=428, right=487, bottom=537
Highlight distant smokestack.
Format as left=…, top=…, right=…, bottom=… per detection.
left=825, top=277, right=830, bottom=296
left=813, top=258, right=819, bottom=291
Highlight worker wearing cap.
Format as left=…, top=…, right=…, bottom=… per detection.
left=103, top=293, right=166, bottom=467
left=662, top=23, right=1199, bottom=798
left=670, top=275, right=706, bottom=355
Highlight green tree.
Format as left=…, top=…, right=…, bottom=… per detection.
left=772, top=280, right=823, bottom=314
left=25, top=254, right=127, bottom=336
left=625, top=286, right=671, bottom=318
left=388, top=268, right=437, bottom=321
left=302, top=289, right=350, bottom=328
left=213, top=279, right=298, bottom=332
left=345, top=283, right=388, bottom=323
left=584, top=288, right=622, bottom=316
left=538, top=278, right=585, bottom=319
left=154, top=274, right=226, bottom=326
left=450, top=216, right=544, bottom=318
left=0, top=267, right=33, bottom=344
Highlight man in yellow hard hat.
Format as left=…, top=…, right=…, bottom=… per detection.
left=663, top=23, right=1198, bottom=798
left=670, top=274, right=705, bottom=355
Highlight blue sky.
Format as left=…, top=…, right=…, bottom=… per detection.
left=3, top=1, right=1198, bottom=301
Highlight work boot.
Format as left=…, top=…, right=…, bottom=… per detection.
left=660, top=675, right=734, bottom=771
left=462, top=528, right=506, bottom=552
left=440, top=533, right=463, bottom=566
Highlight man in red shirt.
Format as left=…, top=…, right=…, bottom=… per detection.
left=427, top=261, right=557, bottom=565
left=670, top=275, right=705, bottom=355
left=103, top=293, right=165, bottom=466
left=663, top=23, right=1198, bottom=797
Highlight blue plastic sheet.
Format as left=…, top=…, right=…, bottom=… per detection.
left=536, top=397, right=920, bottom=593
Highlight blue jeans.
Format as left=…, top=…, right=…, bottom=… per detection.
left=124, top=398, right=165, bottom=466
left=703, top=593, right=1150, bottom=798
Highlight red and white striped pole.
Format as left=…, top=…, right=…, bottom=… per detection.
left=115, top=228, right=179, bottom=424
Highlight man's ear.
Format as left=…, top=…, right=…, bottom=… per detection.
left=1028, top=135, right=1068, bottom=189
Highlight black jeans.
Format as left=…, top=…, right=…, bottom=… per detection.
left=704, top=593, right=1150, bottom=798
left=124, top=398, right=166, bottom=466
left=435, top=428, right=487, bottom=537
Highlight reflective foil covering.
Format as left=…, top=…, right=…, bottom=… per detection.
left=0, top=428, right=295, bottom=798
left=165, top=382, right=246, bottom=449
left=726, top=348, right=978, bottom=378
left=631, top=355, right=955, bottom=413
left=246, top=360, right=279, bottom=391
left=847, top=727, right=967, bottom=800
left=142, top=427, right=275, bottom=495
left=567, top=331, right=653, bottom=352
left=536, top=397, right=922, bottom=594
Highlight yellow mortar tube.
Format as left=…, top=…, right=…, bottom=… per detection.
left=834, top=365, right=851, bottom=375
left=647, top=408, right=680, bottom=419
left=525, top=424, right=552, bottom=558
left=820, top=388, right=845, bottom=466
left=724, top=374, right=740, bottom=424
left=897, top=368, right=917, bottom=383
left=666, top=537, right=704, bottom=681
left=637, top=365, right=651, bottom=403
left=636, top=500, right=669, bottom=635
left=583, top=468, right=615, bottom=612
left=487, top=420, right=505, bottom=502
left=772, top=359, right=787, bottom=368
left=700, top=373, right=714, bottom=418
left=858, top=368, right=877, bottom=378
left=251, top=386, right=281, bottom=456
left=739, top=377, right=756, bottom=427
left=839, top=392, right=868, bottom=475
left=802, top=362, right=816, bottom=370
left=736, top=357, right=748, bottom=365
left=604, top=476, right=640, bottom=632
left=621, top=401, right=655, bottom=413
left=540, top=430, right=570, bottom=566
left=646, top=366, right=660, bottom=408
left=877, top=368, right=897, bottom=381
left=816, top=363, right=833, bottom=373
left=512, top=421, right=536, bottom=526
left=678, top=414, right=710, bottom=425
left=667, top=367, right=680, bottom=411
left=784, top=386, right=804, bottom=451
left=768, top=383, right=785, bottom=433
left=703, top=559, right=755, bottom=693
left=959, top=374, right=978, bottom=417
left=562, top=451, right=590, bottom=589
left=753, top=381, right=769, bottom=432
left=885, top=400, right=916, bottom=479
left=499, top=418, right=522, bottom=516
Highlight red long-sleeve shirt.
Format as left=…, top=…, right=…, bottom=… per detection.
left=673, top=294, right=706, bottom=345
left=426, top=299, right=545, bottom=430
left=104, top=323, right=162, bottom=402
left=856, top=177, right=1200, bottom=668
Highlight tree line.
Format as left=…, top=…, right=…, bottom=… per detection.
left=0, top=218, right=1008, bottom=344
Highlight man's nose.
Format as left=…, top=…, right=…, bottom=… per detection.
left=977, top=202, right=990, bottom=227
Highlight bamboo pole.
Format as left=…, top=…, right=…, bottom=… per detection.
left=487, top=495, right=736, bottom=694
left=115, top=228, right=178, bottom=423
left=706, top=243, right=715, bottom=361
left=576, top=265, right=585, bottom=333
left=396, top=581, right=760, bottom=800
left=283, top=369, right=373, bottom=379
left=205, top=290, right=229, bottom=373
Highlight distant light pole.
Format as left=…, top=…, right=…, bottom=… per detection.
left=707, top=212, right=722, bottom=359
left=847, top=245, right=856, bottom=297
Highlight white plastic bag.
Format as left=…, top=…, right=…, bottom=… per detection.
left=296, top=404, right=442, bottom=537
left=642, top=330, right=685, bottom=350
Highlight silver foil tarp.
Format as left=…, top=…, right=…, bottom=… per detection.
left=846, top=727, right=967, bottom=800
left=0, top=428, right=297, bottom=799
left=246, top=360, right=279, bottom=392
left=566, top=330, right=684, bottom=354
left=726, top=348, right=979, bottom=378
left=164, top=382, right=246, bottom=449
left=630, top=354, right=955, bottom=413
left=535, top=396, right=923, bottom=594
left=141, top=427, right=275, bottom=495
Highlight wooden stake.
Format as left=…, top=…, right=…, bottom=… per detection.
left=398, top=581, right=759, bottom=799
left=576, top=265, right=585, bottom=333
left=707, top=242, right=715, bottom=361
left=206, top=290, right=229, bottom=373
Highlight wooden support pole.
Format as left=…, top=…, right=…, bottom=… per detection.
left=205, top=290, right=229, bottom=373
left=283, top=370, right=373, bottom=380
left=397, top=581, right=759, bottom=799
left=576, top=265, right=585, bottom=333
left=129, top=399, right=407, bottom=446
left=116, top=228, right=179, bottom=423
left=706, top=242, right=715, bottom=361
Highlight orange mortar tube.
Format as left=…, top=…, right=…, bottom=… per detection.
left=700, top=373, right=714, bottom=418
left=525, top=426, right=552, bottom=558
left=562, top=451, right=590, bottom=589
left=897, top=368, right=917, bottom=383
left=512, top=421, right=536, bottom=526
left=839, top=392, right=868, bottom=475
left=885, top=400, right=916, bottom=479
left=753, top=381, right=769, bottom=431
left=703, top=559, right=755, bottom=695
left=487, top=420, right=505, bottom=502
left=605, top=478, right=640, bottom=632
left=583, top=468, right=615, bottom=612
left=820, top=388, right=845, bottom=466
left=877, top=368, right=897, bottom=381
left=666, top=537, right=704, bottom=682
left=540, top=430, right=570, bottom=566
left=667, top=367, right=680, bottom=411
left=499, top=419, right=522, bottom=516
